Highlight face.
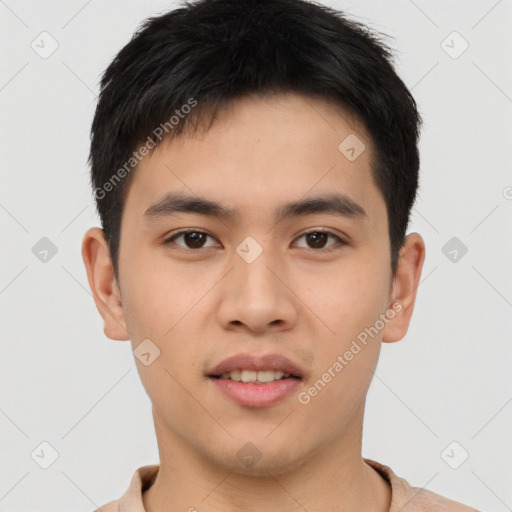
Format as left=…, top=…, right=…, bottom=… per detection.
left=83, top=91, right=425, bottom=476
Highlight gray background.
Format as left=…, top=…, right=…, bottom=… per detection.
left=1, top=0, right=511, bottom=510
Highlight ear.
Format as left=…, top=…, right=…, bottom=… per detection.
left=381, top=232, right=426, bottom=343
left=81, top=227, right=130, bottom=341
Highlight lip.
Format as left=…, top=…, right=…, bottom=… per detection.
left=209, top=377, right=301, bottom=408
left=207, top=353, right=306, bottom=378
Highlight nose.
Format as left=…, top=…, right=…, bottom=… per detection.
left=216, top=250, right=298, bottom=334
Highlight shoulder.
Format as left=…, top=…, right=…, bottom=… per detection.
left=364, top=458, right=480, bottom=512
left=91, top=499, right=120, bottom=512
left=90, top=464, right=159, bottom=512
left=406, top=486, right=480, bottom=511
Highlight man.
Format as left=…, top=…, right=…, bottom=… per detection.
left=82, top=0, right=479, bottom=510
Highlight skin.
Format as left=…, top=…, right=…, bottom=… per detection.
left=82, top=92, right=425, bottom=512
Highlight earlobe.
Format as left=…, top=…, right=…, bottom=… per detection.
left=81, top=227, right=130, bottom=341
left=381, top=232, right=426, bottom=343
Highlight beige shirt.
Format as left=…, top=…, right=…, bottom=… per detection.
left=93, top=458, right=480, bottom=511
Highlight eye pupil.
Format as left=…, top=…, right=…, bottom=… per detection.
left=307, top=232, right=328, bottom=249
left=185, top=232, right=206, bottom=248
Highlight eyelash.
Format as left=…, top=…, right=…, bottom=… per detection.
left=162, top=229, right=347, bottom=253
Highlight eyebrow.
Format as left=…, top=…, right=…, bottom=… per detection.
left=143, top=191, right=367, bottom=224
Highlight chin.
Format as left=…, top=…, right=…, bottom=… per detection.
left=211, top=439, right=312, bottom=477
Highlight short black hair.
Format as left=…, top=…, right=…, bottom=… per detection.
left=89, top=0, right=422, bottom=282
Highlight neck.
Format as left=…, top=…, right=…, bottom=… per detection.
left=142, top=402, right=391, bottom=512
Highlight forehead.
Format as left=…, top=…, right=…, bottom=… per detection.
left=123, top=92, right=384, bottom=227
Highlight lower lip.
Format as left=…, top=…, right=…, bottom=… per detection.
left=208, top=377, right=302, bottom=408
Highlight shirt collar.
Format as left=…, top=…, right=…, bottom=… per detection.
left=117, top=458, right=405, bottom=512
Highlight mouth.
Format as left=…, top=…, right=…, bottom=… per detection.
left=207, top=373, right=302, bottom=408
left=208, top=370, right=302, bottom=383
left=206, top=353, right=305, bottom=408
left=207, top=352, right=306, bottom=380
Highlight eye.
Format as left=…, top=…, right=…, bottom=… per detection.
left=164, top=230, right=219, bottom=249
left=294, top=230, right=346, bottom=251
left=163, top=229, right=347, bottom=252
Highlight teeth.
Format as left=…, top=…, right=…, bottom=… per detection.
left=219, top=370, right=292, bottom=383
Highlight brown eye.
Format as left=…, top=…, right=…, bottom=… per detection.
left=182, top=232, right=207, bottom=249
left=295, top=230, right=346, bottom=251
left=306, top=232, right=328, bottom=249
left=164, top=230, right=218, bottom=249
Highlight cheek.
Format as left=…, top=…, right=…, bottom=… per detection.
left=119, top=245, right=194, bottom=336
left=121, top=273, right=205, bottom=419
left=299, top=291, right=383, bottom=423
left=119, top=250, right=206, bottom=371
left=299, top=258, right=389, bottom=335
left=295, top=257, right=389, bottom=400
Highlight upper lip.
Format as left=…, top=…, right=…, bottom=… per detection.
left=208, top=353, right=305, bottom=379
